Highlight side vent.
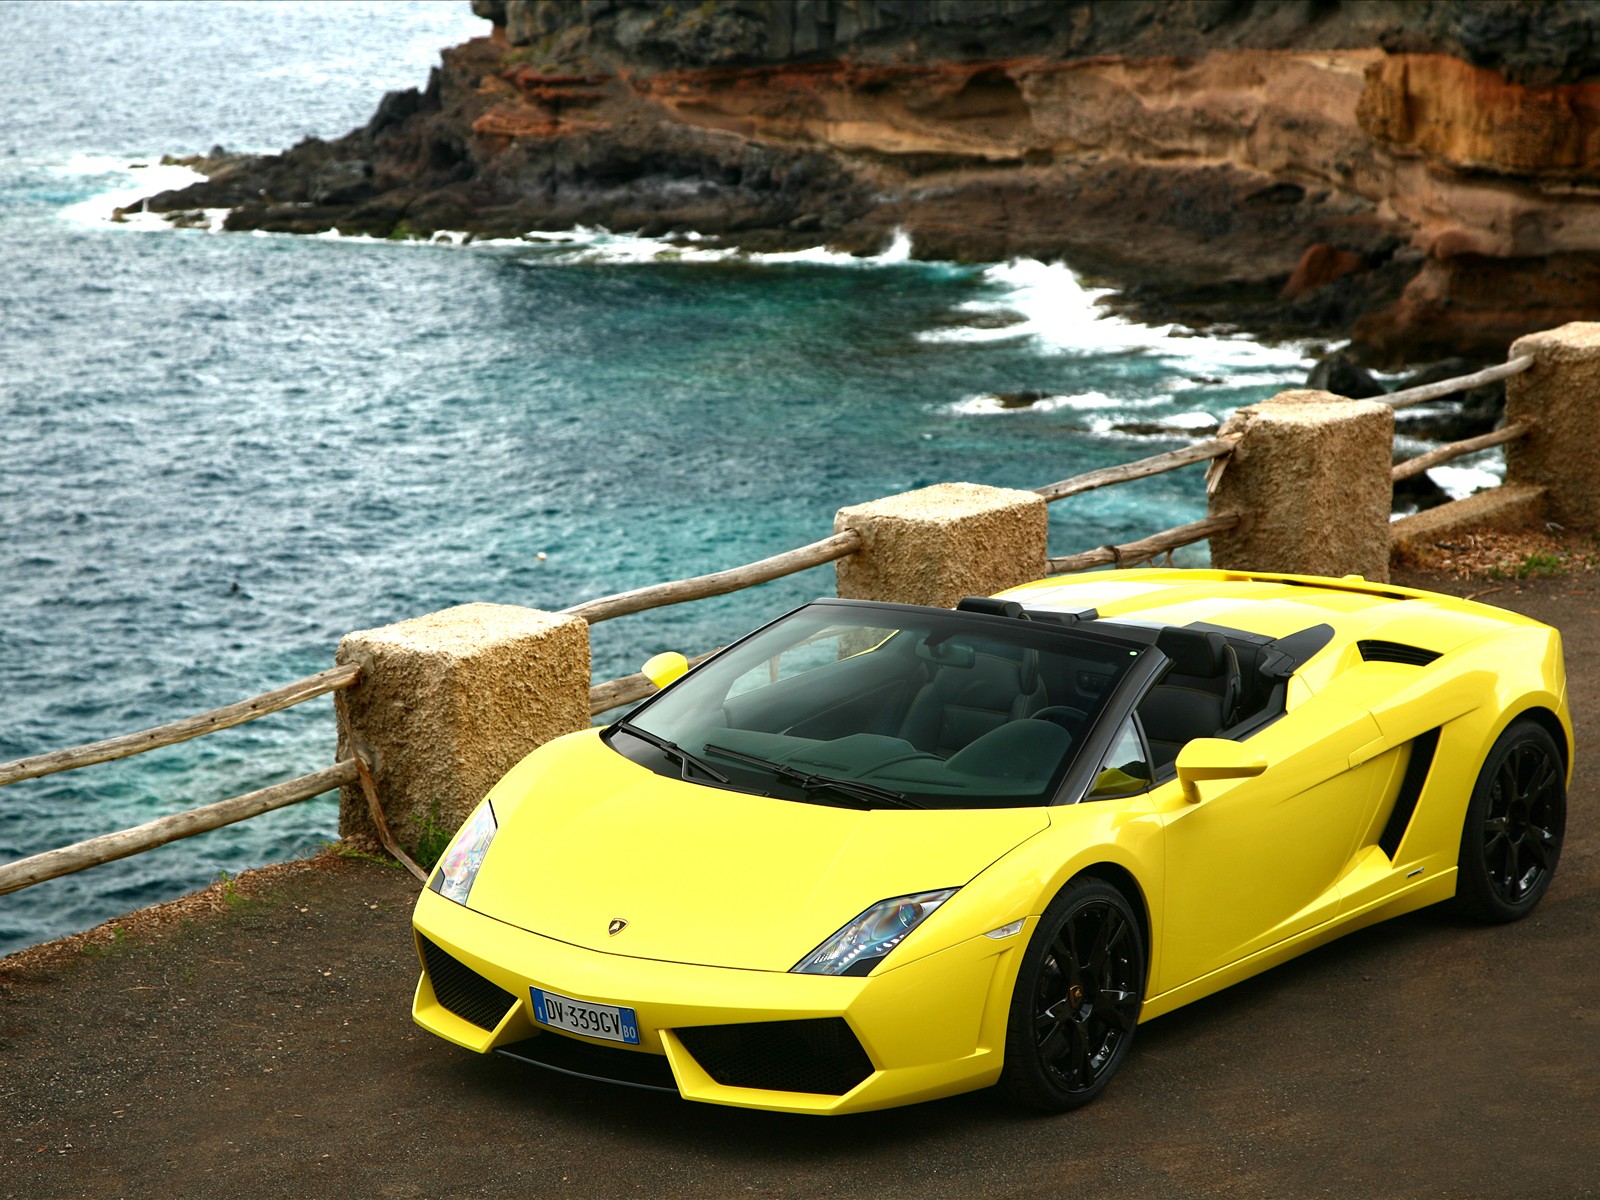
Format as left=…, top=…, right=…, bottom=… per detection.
left=1379, top=728, right=1440, bottom=858
left=1358, top=640, right=1441, bottom=667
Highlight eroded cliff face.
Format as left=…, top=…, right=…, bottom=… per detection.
left=147, top=0, right=1600, bottom=363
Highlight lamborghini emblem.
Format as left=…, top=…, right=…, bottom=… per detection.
left=608, top=918, right=628, bottom=936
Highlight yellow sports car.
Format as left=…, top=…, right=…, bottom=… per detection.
left=411, top=569, right=1570, bottom=1114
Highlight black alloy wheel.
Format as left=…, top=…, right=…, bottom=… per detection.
left=1000, top=877, right=1144, bottom=1112
left=1453, top=717, right=1566, bottom=923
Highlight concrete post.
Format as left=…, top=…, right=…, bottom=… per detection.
left=834, top=482, right=1048, bottom=607
left=1506, top=322, right=1600, bottom=529
left=1207, top=390, right=1395, bottom=581
left=334, top=603, right=590, bottom=856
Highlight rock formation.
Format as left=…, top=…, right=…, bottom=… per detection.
left=143, top=0, right=1600, bottom=363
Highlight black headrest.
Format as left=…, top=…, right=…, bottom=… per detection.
left=1155, top=628, right=1229, bottom=677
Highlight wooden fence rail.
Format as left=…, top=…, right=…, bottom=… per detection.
left=1382, top=355, right=1533, bottom=411
left=1392, top=422, right=1533, bottom=483
left=563, top=531, right=862, bottom=625
left=1033, top=437, right=1238, bottom=504
left=0, top=759, right=359, bottom=896
left=0, top=663, right=361, bottom=789
left=1046, top=513, right=1242, bottom=574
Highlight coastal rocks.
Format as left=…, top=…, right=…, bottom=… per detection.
left=1299, top=351, right=1508, bottom=441
left=1358, top=54, right=1600, bottom=178
left=991, top=390, right=1050, bottom=409
left=137, top=1, right=1600, bottom=363
left=160, top=145, right=252, bottom=178
left=310, top=159, right=375, bottom=205
left=1306, top=351, right=1385, bottom=399
left=1392, top=356, right=1507, bottom=440
left=1354, top=250, right=1600, bottom=363
left=1281, top=244, right=1368, bottom=301
left=1392, top=470, right=1453, bottom=513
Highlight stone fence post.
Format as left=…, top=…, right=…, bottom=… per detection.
left=834, top=482, right=1049, bottom=606
left=334, top=603, right=590, bottom=857
left=1207, top=390, right=1394, bottom=582
left=1506, top=322, right=1600, bottom=529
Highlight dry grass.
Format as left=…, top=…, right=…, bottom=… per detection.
left=1394, top=527, right=1600, bottom=581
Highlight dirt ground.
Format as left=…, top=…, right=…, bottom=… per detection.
left=4, top=567, right=1598, bottom=1200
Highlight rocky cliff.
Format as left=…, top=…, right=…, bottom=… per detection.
left=144, top=0, right=1600, bottom=363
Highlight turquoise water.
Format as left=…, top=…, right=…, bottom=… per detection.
left=0, top=1, right=1313, bottom=954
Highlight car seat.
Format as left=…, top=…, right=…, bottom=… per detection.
left=1138, top=629, right=1242, bottom=771
left=897, top=645, right=1048, bottom=757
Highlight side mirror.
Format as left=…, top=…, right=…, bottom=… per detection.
left=641, top=651, right=689, bottom=690
left=1175, top=738, right=1266, bottom=804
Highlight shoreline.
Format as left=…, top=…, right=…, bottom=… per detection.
left=133, top=6, right=1600, bottom=368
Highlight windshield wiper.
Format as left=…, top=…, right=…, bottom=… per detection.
left=702, top=744, right=922, bottom=809
left=611, top=721, right=729, bottom=784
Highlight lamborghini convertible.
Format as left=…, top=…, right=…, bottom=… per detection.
left=410, top=568, right=1570, bottom=1114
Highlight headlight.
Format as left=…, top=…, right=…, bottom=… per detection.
left=791, top=889, right=957, bottom=976
left=428, top=801, right=498, bottom=906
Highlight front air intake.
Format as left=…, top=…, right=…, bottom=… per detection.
left=675, top=1017, right=874, bottom=1095
left=419, top=935, right=518, bottom=1031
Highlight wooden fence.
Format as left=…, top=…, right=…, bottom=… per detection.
left=1384, top=356, right=1533, bottom=482
left=0, top=347, right=1551, bottom=899
left=0, top=668, right=363, bottom=895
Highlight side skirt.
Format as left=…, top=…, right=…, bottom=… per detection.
left=1137, top=869, right=1456, bottom=1022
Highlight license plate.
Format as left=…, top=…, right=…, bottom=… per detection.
left=530, top=987, right=640, bottom=1045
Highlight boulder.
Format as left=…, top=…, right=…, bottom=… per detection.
left=1306, top=351, right=1386, bottom=399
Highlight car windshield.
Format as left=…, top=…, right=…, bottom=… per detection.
left=609, top=602, right=1146, bottom=810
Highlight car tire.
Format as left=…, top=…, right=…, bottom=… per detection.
left=999, top=877, right=1144, bottom=1112
left=1452, top=717, right=1566, bottom=923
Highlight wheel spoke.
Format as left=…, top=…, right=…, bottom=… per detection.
left=1500, top=836, right=1521, bottom=893
left=1096, top=989, right=1137, bottom=1033
left=1529, top=758, right=1559, bottom=799
left=1512, top=745, right=1537, bottom=800
left=1094, top=908, right=1132, bottom=979
left=1037, top=1018, right=1071, bottom=1064
left=1495, top=760, right=1518, bottom=809
left=1524, top=829, right=1552, bottom=870
left=1045, top=1021, right=1087, bottom=1087
left=1041, top=945, right=1066, bottom=993
left=1058, top=926, right=1084, bottom=992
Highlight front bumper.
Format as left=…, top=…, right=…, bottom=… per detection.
left=412, top=887, right=1028, bottom=1114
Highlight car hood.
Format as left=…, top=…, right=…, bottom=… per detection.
left=464, top=730, right=1048, bottom=972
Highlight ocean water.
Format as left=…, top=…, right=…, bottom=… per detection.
left=0, top=1, right=1337, bottom=955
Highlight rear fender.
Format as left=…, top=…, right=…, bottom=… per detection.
left=1346, top=624, right=1569, bottom=869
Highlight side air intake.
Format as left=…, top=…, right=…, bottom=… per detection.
left=1358, top=640, right=1441, bottom=667
left=1379, top=728, right=1440, bottom=858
